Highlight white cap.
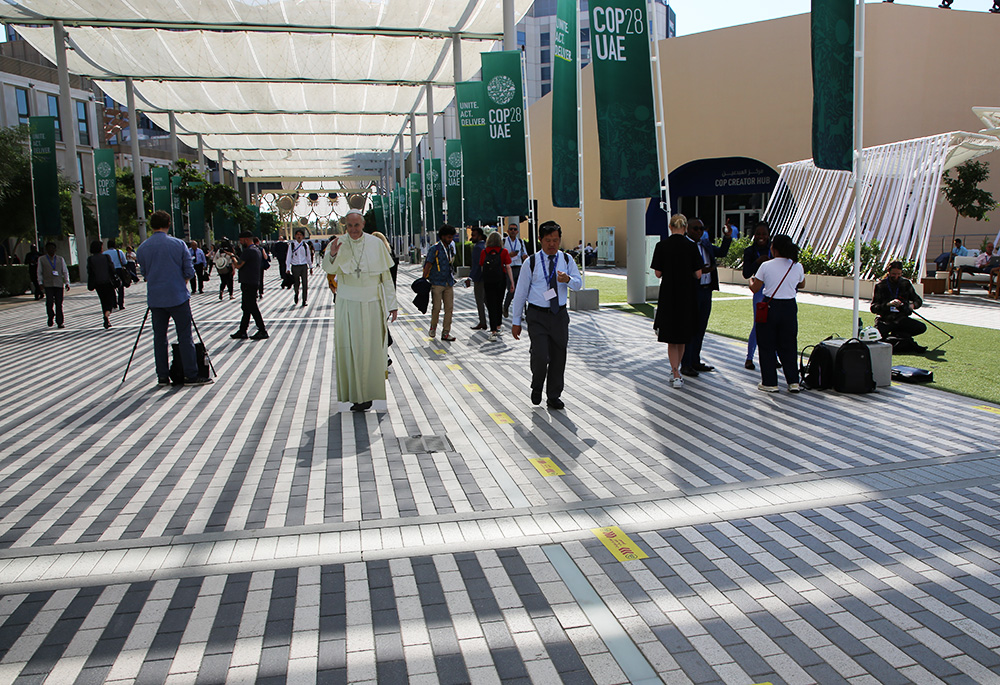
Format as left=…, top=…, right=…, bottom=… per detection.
left=345, top=209, right=364, bottom=218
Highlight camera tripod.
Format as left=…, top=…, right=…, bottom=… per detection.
left=121, top=307, right=218, bottom=383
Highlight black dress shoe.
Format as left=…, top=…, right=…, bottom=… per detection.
left=531, top=391, right=542, bottom=406
left=547, top=398, right=565, bottom=410
left=350, top=401, right=373, bottom=412
left=231, top=331, right=248, bottom=339
left=250, top=331, right=269, bottom=340
left=680, top=366, right=700, bottom=377
left=694, top=363, right=715, bottom=372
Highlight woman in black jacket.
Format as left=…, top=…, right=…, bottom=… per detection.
left=87, top=240, right=117, bottom=329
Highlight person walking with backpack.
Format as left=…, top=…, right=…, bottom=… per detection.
left=748, top=234, right=805, bottom=393
left=214, top=242, right=236, bottom=300
left=87, top=240, right=119, bottom=329
left=480, top=231, right=515, bottom=341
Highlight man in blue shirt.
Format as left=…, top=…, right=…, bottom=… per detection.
left=103, top=238, right=128, bottom=309
left=189, top=241, right=207, bottom=294
left=135, top=210, right=210, bottom=386
left=423, top=225, right=458, bottom=341
left=511, top=221, right=583, bottom=409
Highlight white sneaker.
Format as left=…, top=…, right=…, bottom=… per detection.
left=757, top=383, right=779, bottom=393
left=788, top=383, right=802, bottom=393
left=671, top=376, right=684, bottom=389
left=488, top=331, right=497, bottom=342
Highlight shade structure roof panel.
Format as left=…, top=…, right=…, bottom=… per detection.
left=0, top=0, right=533, bottom=36
left=14, top=26, right=492, bottom=84
left=164, top=112, right=428, bottom=137
left=175, top=132, right=398, bottom=152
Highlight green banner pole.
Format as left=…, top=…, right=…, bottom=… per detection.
left=552, top=0, right=579, bottom=208
left=480, top=51, right=529, bottom=217
left=408, top=173, right=422, bottom=251
left=445, top=139, right=464, bottom=229
left=29, top=116, right=60, bottom=238
left=590, top=0, right=659, bottom=200
left=424, top=159, right=444, bottom=232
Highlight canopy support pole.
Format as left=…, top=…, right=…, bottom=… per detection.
left=125, top=76, right=147, bottom=241
left=851, top=0, right=866, bottom=339
left=54, top=21, right=87, bottom=267
left=503, top=0, right=516, bottom=51
left=168, top=112, right=178, bottom=164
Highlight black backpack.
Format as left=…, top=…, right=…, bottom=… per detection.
left=833, top=338, right=876, bottom=394
left=482, top=249, right=505, bottom=284
left=800, top=342, right=835, bottom=390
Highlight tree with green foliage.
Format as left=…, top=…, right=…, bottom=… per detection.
left=260, top=212, right=279, bottom=238
left=942, top=160, right=997, bottom=248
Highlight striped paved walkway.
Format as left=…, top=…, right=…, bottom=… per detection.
left=0, top=265, right=998, bottom=684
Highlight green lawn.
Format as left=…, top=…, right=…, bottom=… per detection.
left=595, top=293, right=1000, bottom=405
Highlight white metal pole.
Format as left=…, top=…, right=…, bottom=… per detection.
left=197, top=133, right=205, bottom=176
left=576, top=4, right=586, bottom=282
left=520, top=51, right=536, bottom=251
left=125, top=77, right=147, bottom=241
left=503, top=0, right=516, bottom=51
left=168, top=111, right=178, bottom=164
left=851, top=0, right=865, bottom=339
left=53, top=21, right=87, bottom=268
left=648, top=0, right=671, bottom=216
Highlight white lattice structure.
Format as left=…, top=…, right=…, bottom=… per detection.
left=763, top=130, right=1000, bottom=278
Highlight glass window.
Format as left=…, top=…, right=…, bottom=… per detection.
left=75, top=100, right=90, bottom=146
left=540, top=66, right=551, bottom=81
left=14, top=87, right=29, bottom=126
left=46, top=94, right=62, bottom=142
left=581, top=28, right=590, bottom=43
left=541, top=83, right=551, bottom=97
left=517, top=30, right=525, bottom=47
left=540, top=49, right=550, bottom=64
left=76, top=153, right=85, bottom=192
left=540, top=32, right=550, bottom=46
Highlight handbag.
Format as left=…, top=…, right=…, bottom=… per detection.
left=755, top=263, right=795, bottom=324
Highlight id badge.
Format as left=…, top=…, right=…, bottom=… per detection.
left=52, top=270, right=59, bottom=276
left=543, top=288, right=556, bottom=301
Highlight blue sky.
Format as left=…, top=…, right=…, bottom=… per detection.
left=671, top=0, right=982, bottom=36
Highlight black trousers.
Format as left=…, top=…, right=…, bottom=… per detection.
left=484, top=280, right=505, bottom=332
left=291, top=264, right=309, bottom=303
left=219, top=271, right=234, bottom=298
left=876, top=316, right=926, bottom=339
left=756, top=298, right=799, bottom=387
left=191, top=264, right=205, bottom=293
left=682, top=286, right=713, bottom=367
left=503, top=266, right=521, bottom=313
left=526, top=304, right=569, bottom=400
left=45, top=286, right=64, bottom=325
left=239, top=283, right=266, bottom=333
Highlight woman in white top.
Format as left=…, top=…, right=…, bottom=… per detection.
left=748, top=234, right=805, bottom=393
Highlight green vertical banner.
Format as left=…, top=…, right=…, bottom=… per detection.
left=29, top=116, right=60, bottom=237
left=151, top=167, right=170, bottom=214
left=590, top=0, right=659, bottom=200
left=249, top=205, right=261, bottom=236
left=93, top=148, right=119, bottom=239
left=424, top=158, right=444, bottom=231
left=811, top=0, right=854, bottom=171
left=170, top=175, right=183, bottom=235
left=372, top=195, right=386, bottom=232
left=480, top=51, right=528, bottom=217
left=213, top=211, right=236, bottom=240
left=407, top=172, right=422, bottom=236
left=455, top=81, right=494, bottom=224
left=551, top=0, right=579, bottom=207
left=396, top=188, right=407, bottom=243
left=445, top=139, right=463, bottom=226
left=188, top=183, right=205, bottom=241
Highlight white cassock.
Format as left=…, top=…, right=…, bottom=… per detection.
left=323, top=233, right=398, bottom=404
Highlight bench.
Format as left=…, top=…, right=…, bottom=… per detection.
left=948, top=253, right=992, bottom=294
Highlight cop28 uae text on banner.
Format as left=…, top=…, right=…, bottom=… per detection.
left=480, top=51, right=529, bottom=217
left=445, top=139, right=463, bottom=226
left=551, top=0, right=579, bottom=208
left=811, top=0, right=854, bottom=171
left=590, top=0, right=660, bottom=200
left=29, top=116, right=60, bottom=237
left=455, top=81, right=494, bottom=224
left=424, top=158, right=444, bottom=231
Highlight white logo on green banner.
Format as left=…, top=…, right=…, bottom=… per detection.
left=448, top=152, right=462, bottom=169
left=487, top=75, right=516, bottom=105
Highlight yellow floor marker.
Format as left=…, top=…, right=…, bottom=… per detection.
left=490, top=412, right=514, bottom=425
left=592, top=526, right=648, bottom=562
left=975, top=405, right=1000, bottom=416
left=423, top=336, right=433, bottom=341
left=464, top=384, right=483, bottom=393
left=447, top=364, right=462, bottom=371
left=433, top=349, right=447, bottom=355
left=529, top=457, right=564, bottom=477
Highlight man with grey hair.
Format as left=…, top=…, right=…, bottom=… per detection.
left=323, top=210, right=398, bottom=412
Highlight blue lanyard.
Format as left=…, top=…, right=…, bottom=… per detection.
left=506, top=237, right=520, bottom=254
left=540, top=251, right=558, bottom=287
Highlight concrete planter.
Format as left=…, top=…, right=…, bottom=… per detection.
left=717, top=266, right=739, bottom=285
left=814, top=275, right=842, bottom=294
left=803, top=274, right=819, bottom=292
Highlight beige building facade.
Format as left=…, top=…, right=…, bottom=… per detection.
left=526, top=3, right=1000, bottom=264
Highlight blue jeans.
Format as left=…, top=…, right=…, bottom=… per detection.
left=747, top=289, right=765, bottom=361
left=151, top=301, right=197, bottom=380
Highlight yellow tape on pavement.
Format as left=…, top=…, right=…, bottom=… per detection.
left=975, top=405, right=1000, bottom=416
left=529, top=457, right=564, bottom=477
left=464, top=384, right=483, bottom=393
left=592, top=526, right=648, bottom=562
left=433, top=349, right=447, bottom=355
left=490, top=412, right=514, bottom=425
left=447, top=364, right=462, bottom=371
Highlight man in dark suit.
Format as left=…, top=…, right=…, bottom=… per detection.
left=681, top=219, right=732, bottom=377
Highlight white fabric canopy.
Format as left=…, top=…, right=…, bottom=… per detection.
left=174, top=132, right=399, bottom=152
left=164, top=113, right=426, bottom=137
left=0, top=0, right=532, bottom=37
